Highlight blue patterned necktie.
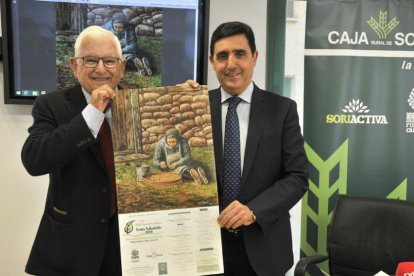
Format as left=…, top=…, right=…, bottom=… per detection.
left=222, top=96, right=242, bottom=209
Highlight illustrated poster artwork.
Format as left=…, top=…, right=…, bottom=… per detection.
left=111, top=85, right=223, bottom=276
left=55, top=3, right=162, bottom=91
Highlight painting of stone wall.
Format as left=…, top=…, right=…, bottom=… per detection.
left=112, top=85, right=218, bottom=214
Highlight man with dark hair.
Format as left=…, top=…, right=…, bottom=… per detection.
left=185, top=21, right=309, bottom=275
left=102, top=12, right=152, bottom=76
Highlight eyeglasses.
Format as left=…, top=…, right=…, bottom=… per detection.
left=74, top=56, right=120, bottom=68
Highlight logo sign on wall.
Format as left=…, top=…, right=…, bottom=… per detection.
left=301, top=0, right=414, bottom=272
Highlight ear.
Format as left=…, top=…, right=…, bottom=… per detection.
left=252, top=51, right=258, bottom=65
left=209, top=55, right=216, bottom=71
left=120, top=59, right=127, bottom=77
left=69, top=58, right=78, bottom=78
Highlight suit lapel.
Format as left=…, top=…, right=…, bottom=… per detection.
left=65, top=85, right=108, bottom=173
left=241, top=86, right=268, bottom=187
left=64, top=84, right=86, bottom=117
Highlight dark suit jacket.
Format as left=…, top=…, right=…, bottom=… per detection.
left=22, top=85, right=117, bottom=276
left=209, top=84, right=309, bottom=275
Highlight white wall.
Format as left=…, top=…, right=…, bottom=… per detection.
left=0, top=5, right=49, bottom=276
left=207, top=0, right=267, bottom=89
left=0, top=1, right=300, bottom=275
left=0, top=81, right=47, bottom=276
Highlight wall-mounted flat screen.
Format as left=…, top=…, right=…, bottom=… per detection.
left=1, top=0, right=209, bottom=104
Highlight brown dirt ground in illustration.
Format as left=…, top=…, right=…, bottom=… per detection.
left=115, top=148, right=218, bottom=213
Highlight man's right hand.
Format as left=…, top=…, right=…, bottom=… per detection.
left=217, top=201, right=256, bottom=229
left=176, top=80, right=200, bottom=89
left=90, top=84, right=116, bottom=112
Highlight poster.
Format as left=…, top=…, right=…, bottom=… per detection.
left=111, top=85, right=223, bottom=275
left=301, top=0, right=414, bottom=273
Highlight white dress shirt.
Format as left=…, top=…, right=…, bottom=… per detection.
left=81, top=88, right=110, bottom=138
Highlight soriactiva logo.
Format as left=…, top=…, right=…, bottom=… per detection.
left=328, top=10, right=414, bottom=47
left=326, top=99, right=388, bottom=125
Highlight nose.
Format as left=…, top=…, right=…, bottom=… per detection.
left=95, top=59, right=106, bottom=72
left=226, top=54, right=237, bottom=68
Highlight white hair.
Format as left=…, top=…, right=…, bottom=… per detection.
left=73, top=25, right=122, bottom=58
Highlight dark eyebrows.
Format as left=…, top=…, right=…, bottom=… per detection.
left=215, top=50, right=229, bottom=58
left=215, top=49, right=246, bottom=59
left=235, top=49, right=247, bottom=55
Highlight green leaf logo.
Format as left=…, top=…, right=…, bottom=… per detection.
left=300, top=139, right=349, bottom=272
left=124, top=220, right=135, bottom=235
left=367, top=10, right=399, bottom=39
left=342, top=99, right=370, bottom=114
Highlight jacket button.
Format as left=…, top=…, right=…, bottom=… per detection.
left=100, top=218, right=108, bottom=224
left=102, top=187, right=108, bottom=193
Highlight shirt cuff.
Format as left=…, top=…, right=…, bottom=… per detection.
left=82, top=104, right=105, bottom=138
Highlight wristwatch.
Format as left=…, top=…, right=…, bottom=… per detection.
left=250, top=210, right=257, bottom=222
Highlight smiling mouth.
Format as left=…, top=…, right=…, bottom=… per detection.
left=224, top=72, right=240, bottom=77
left=92, top=77, right=111, bottom=81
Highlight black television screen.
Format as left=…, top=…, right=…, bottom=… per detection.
left=1, top=0, right=209, bottom=104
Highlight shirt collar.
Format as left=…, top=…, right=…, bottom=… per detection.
left=220, top=82, right=254, bottom=104
left=81, top=87, right=91, bottom=103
